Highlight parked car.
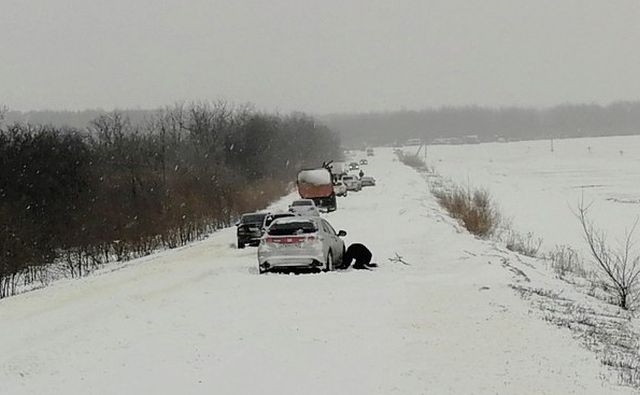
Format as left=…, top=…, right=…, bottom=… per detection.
left=333, top=180, right=348, bottom=197
left=360, top=176, right=376, bottom=187
left=341, top=175, right=362, bottom=191
left=288, top=199, right=320, bottom=216
left=257, top=216, right=347, bottom=273
left=348, top=162, right=360, bottom=171
left=236, top=212, right=269, bottom=248
left=366, top=147, right=374, bottom=156
left=359, top=159, right=368, bottom=165
left=263, top=212, right=296, bottom=230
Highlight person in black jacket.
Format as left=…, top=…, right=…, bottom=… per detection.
left=341, top=243, right=376, bottom=270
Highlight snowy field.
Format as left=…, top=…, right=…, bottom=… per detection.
left=427, top=135, right=640, bottom=254
left=0, top=148, right=634, bottom=394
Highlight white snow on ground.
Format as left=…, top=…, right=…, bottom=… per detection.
left=0, top=148, right=633, bottom=394
left=426, top=135, right=640, bottom=253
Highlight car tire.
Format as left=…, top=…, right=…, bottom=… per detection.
left=325, top=252, right=334, bottom=272
left=238, top=242, right=245, bottom=249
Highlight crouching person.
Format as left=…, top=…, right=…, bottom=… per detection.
left=341, top=243, right=376, bottom=269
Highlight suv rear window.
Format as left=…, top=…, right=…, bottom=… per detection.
left=292, top=200, right=313, bottom=206
left=264, top=213, right=294, bottom=228
left=268, top=221, right=317, bottom=236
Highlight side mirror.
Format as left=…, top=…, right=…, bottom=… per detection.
left=337, top=230, right=347, bottom=237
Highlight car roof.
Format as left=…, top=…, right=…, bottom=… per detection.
left=269, top=212, right=294, bottom=217
left=243, top=212, right=268, bottom=217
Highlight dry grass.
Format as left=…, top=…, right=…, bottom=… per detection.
left=503, top=230, right=543, bottom=257
left=396, top=150, right=428, bottom=170
left=548, top=244, right=587, bottom=278
left=431, top=185, right=499, bottom=238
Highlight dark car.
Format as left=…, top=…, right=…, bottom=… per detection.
left=359, top=159, right=368, bottom=165
left=360, top=176, right=376, bottom=187
left=349, top=162, right=360, bottom=171
left=236, top=212, right=269, bottom=248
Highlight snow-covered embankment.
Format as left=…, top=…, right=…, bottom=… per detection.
left=0, top=148, right=631, bottom=394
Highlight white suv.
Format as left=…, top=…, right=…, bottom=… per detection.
left=341, top=175, right=362, bottom=191
left=288, top=199, right=320, bottom=216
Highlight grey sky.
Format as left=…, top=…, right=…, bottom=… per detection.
left=1, top=0, right=639, bottom=113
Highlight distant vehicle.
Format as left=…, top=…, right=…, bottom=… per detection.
left=366, top=147, right=374, bottom=156
left=236, top=212, right=269, bottom=248
left=297, top=168, right=337, bottom=212
left=333, top=181, right=348, bottom=197
left=257, top=216, right=347, bottom=273
left=288, top=199, right=320, bottom=216
left=349, top=162, right=360, bottom=171
left=406, top=138, right=421, bottom=146
left=360, top=176, right=376, bottom=187
left=263, top=212, right=296, bottom=230
left=341, top=175, right=362, bottom=191
left=359, top=159, right=368, bottom=165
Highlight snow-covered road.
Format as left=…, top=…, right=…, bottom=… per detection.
left=0, top=149, right=631, bottom=394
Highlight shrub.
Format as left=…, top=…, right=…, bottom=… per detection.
left=548, top=244, right=586, bottom=278
left=396, top=151, right=427, bottom=170
left=431, top=184, right=499, bottom=238
left=504, top=230, right=543, bottom=257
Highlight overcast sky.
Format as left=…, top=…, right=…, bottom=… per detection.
left=1, top=0, right=639, bottom=113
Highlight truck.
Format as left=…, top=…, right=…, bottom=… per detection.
left=297, top=168, right=337, bottom=212
left=328, top=161, right=347, bottom=179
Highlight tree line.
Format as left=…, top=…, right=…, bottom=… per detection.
left=0, top=102, right=341, bottom=297
left=321, top=101, right=640, bottom=146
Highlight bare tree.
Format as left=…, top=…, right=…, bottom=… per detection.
left=577, top=200, right=640, bottom=310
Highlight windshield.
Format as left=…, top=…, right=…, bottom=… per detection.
left=268, top=221, right=317, bottom=236
left=343, top=176, right=354, bottom=181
